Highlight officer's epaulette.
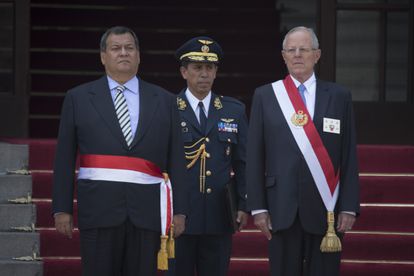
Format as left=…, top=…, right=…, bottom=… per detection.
left=217, top=95, right=244, bottom=107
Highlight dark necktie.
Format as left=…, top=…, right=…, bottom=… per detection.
left=298, top=84, right=307, bottom=107
left=114, top=85, right=133, bottom=147
left=198, top=101, right=207, bottom=134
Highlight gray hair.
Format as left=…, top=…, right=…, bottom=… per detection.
left=100, top=26, right=140, bottom=52
left=282, top=26, right=319, bottom=49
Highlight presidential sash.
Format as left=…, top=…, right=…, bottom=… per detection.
left=271, top=75, right=341, bottom=252
left=78, top=154, right=174, bottom=269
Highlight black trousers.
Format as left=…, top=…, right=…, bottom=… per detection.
left=167, top=233, right=232, bottom=276
left=79, top=219, right=159, bottom=276
left=269, top=216, right=342, bottom=276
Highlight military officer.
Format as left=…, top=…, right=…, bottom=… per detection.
left=168, top=36, right=249, bottom=276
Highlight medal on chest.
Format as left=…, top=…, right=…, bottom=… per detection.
left=291, top=110, right=308, bottom=127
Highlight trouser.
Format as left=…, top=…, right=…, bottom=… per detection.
left=79, top=218, right=159, bottom=276
left=269, top=216, right=342, bottom=276
left=167, top=233, right=232, bottom=276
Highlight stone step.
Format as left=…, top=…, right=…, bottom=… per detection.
left=0, top=259, right=43, bottom=276
left=0, top=232, right=40, bottom=258
left=0, top=175, right=32, bottom=204
left=0, top=143, right=28, bottom=172
left=0, top=204, right=36, bottom=231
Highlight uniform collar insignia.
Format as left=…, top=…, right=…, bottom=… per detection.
left=214, top=97, right=223, bottom=110
left=177, top=97, right=187, bottom=110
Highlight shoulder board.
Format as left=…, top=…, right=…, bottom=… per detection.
left=219, top=95, right=244, bottom=106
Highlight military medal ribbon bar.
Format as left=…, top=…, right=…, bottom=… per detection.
left=218, top=122, right=238, bottom=133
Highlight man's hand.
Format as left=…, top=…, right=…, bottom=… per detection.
left=173, top=214, right=186, bottom=238
left=54, top=213, right=73, bottom=238
left=236, top=211, right=249, bottom=231
left=253, top=212, right=272, bottom=240
left=337, top=212, right=356, bottom=233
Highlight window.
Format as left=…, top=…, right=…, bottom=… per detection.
left=334, top=0, right=411, bottom=102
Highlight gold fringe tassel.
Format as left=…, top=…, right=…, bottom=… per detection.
left=186, top=143, right=205, bottom=169
left=167, top=224, right=175, bottom=258
left=157, top=235, right=169, bottom=270
left=320, top=211, right=342, bottom=252
left=184, top=141, right=209, bottom=194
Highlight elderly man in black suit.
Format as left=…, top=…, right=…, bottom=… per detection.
left=52, top=26, right=188, bottom=276
left=247, top=26, right=360, bottom=276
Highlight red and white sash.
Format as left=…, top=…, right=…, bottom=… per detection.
left=78, top=154, right=173, bottom=238
left=271, top=75, right=339, bottom=211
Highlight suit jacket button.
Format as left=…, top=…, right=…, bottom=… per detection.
left=206, top=188, right=212, bottom=193
left=206, top=153, right=211, bottom=158
left=206, top=170, right=212, bottom=176
left=205, top=137, right=210, bottom=142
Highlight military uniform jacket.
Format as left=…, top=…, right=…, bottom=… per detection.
left=177, top=90, right=248, bottom=234
left=52, top=76, right=188, bottom=231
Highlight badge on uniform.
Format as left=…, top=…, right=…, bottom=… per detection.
left=214, top=97, right=223, bottom=110
left=177, top=97, right=187, bottom=110
left=323, top=117, right=340, bottom=134
left=218, top=119, right=238, bottom=133
left=181, top=121, right=188, bottom=132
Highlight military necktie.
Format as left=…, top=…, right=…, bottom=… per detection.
left=198, top=101, right=207, bottom=134
left=114, top=85, right=133, bottom=147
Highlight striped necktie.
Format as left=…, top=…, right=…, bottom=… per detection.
left=114, top=85, right=133, bottom=147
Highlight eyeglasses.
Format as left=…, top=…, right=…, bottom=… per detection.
left=283, top=48, right=316, bottom=55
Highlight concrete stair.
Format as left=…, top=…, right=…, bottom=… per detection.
left=0, top=175, right=32, bottom=203
left=0, top=142, right=42, bottom=276
left=0, top=260, right=42, bottom=276
left=0, top=142, right=29, bottom=172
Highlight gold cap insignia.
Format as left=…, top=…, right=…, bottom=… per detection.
left=177, top=97, right=187, bottom=110
left=201, top=45, right=210, bottom=53
left=291, top=110, right=308, bottom=126
left=198, top=39, right=213, bottom=45
left=214, top=97, right=223, bottom=110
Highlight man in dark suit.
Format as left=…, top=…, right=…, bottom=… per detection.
left=52, top=26, right=188, bottom=276
left=246, top=26, right=360, bottom=276
left=167, top=37, right=249, bottom=276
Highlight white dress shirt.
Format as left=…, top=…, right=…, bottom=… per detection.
left=290, top=73, right=316, bottom=119
left=107, top=76, right=140, bottom=138
left=185, top=88, right=211, bottom=122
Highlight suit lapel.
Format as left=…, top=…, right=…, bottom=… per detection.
left=130, top=79, right=159, bottom=147
left=89, top=76, right=128, bottom=148
left=178, top=90, right=205, bottom=135
left=313, top=80, right=331, bottom=133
